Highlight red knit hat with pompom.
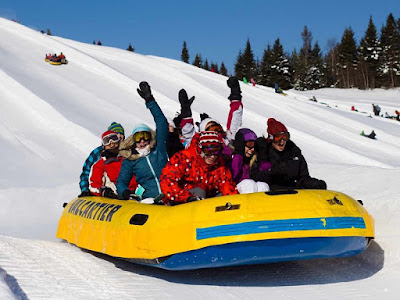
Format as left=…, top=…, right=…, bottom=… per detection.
left=267, top=118, right=288, bottom=137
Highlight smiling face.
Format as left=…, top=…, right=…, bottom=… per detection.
left=200, top=144, right=222, bottom=165
left=203, top=153, right=219, bottom=165
left=244, top=140, right=255, bottom=157
left=104, top=140, right=119, bottom=152
left=133, top=131, right=151, bottom=149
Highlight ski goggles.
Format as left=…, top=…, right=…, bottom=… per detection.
left=205, top=123, right=224, bottom=134
left=133, top=131, right=151, bottom=143
left=201, top=144, right=223, bottom=157
left=245, top=141, right=255, bottom=149
left=269, top=132, right=290, bottom=143
left=102, top=133, right=119, bottom=146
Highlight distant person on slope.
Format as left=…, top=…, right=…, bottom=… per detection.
left=78, top=122, right=125, bottom=197
left=117, top=81, right=169, bottom=203
left=89, top=131, right=138, bottom=199
left=250, top=118, right=327, bottom=190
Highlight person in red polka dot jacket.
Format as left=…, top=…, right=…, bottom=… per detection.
left=160, top=131, right=238, bottom=205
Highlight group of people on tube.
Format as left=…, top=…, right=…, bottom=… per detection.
left=78, top=77, right=327, bottom=205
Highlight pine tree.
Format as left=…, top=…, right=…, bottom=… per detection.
left=358, top=16, right=380, bottom=89
left=193, top=54, right=202, bottom=68
left=181, top=41, right=189, bottom=63
left=378, top=13, right=400, bottom=88
left=258, top=44, right=274, bottom=86
left=269, top=38, right=292, bottom=90
left=304, top=42, right=325, bottom=89
left=46, top=28, right=51, bottom=36
left=203, top=59, right=210, bottom=71
left=324, top=38, right=339, bottom=87
left=294, top=26, right=313, bottom=90
left=127, top=43, right=135, bottom=52
left=210, top=62, right=219, bottom=73
left=337, top=27, right=358, bottom=88
left=234, top=39, right=257, bottom=80
left=220, top=62, right=228, bottom=76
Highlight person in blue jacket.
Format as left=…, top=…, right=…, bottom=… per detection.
left=117, top=81, right=169, bottom=203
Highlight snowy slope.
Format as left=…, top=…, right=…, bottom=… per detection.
left=1, top=17, right=400, bottom=299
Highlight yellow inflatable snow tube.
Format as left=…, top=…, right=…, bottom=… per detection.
left=57, top=189, right=374, bottom=261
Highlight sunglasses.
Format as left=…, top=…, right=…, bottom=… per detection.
left=245, top=141, right=255, bottom=149
left=269, top=132, right=290, bottom=143
left=205, top=123, right=224, bottom=134
left=102, top=133, right=119, bottom=146
left=133, top=131, right=151, bottom=143
left=201, top=145, right=222, bottom=157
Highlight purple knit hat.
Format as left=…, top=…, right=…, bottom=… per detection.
left=238, top=128, right=257, bottom=141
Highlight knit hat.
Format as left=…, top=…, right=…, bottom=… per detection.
left=198, top=131, right=224, bottom=148
left=199, top=118, right=220, bottom=132
left=132, top=123, right=151, bottom=136
left=267, top=118, right=288, bottom=137
left=238, top=128, right=257, bottom=141
left=108, top=122, right=125, bottom=136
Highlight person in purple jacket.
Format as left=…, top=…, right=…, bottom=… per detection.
left=231, top=128, right=270, bottom=194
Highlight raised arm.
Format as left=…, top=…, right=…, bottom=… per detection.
left=226, top=77, right=243, bottom=141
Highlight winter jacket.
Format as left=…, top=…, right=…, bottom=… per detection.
left=230, top=128, right=258, bottom=183
left=166, top=131, right=184, bottom=158
left=160, top=132, right=238, bottom=205
left=251, top=138, right=327, bottom=190
left=230, top=154, right=251, bottom=183
left=116, top=100, right=169, bottom=198
left=79, top=145, right=103, bottom=192
left=89, top=154, right=137, bottom=196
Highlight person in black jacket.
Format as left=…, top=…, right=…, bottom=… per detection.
left=166, top=116, right=185, bottom=157
left=251, top=118, right=327, bottom=190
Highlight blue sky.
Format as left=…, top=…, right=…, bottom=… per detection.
left=1, top=0, right=399, bottom=73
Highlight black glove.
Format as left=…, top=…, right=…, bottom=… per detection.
left=120, top=189, right=141, bottom=201
left=296, top=177, right=327, bottom=190
left=137, top=81, right=155, bottom=103
left=233, top=131, right=245, bottom=155
left=227, top=77, right=242, bottom=101
left=255, top=138, right=269, bottom=161
left=78, top=190, right=92, bottom=197
left=187, top=196, right=202, bottom=202
left=178, top=89, right=195, bottom=118
left=173, top=115, right=182, bottom=129
left=200, top=113, right=210, bottom=121
left=101, top=187, right=118, bottom=199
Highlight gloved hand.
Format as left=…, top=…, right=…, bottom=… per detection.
left=227, top=77, right=242, bottom=101
left=178, top=89, right=195, bottom=118
left=187, top=196, right=202, bottom=202
left=101, top=187, right=118, bottom=199
left=120, top=189, right=141, bottom=201
left=200, top=113, right=210, bottom=121
left=233, top=131, right=245, bottom=155
left=78, top=190, right=92, bottom=197
left=173, top=115, right=182, bottom=129
left=137, top=81, right=155, bottom=103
